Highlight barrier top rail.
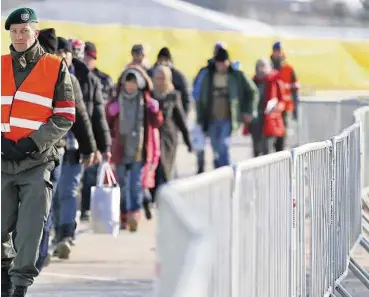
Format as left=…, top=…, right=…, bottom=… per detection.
left=236, top=150, right=291, bottom=170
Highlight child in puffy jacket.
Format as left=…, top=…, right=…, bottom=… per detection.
left=106, top=65, right=163, bottom=231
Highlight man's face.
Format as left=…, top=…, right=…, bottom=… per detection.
left=132, top=52, right=144, bottom=64
left=10, top=23, right=39, bottom=52
left=272, top=49, right=282, bottom=60
left=83, top=55, right=97, bottom=71
left=56, top=50, right=73, bottom=67
left=215, top=60, right=230, bottom=73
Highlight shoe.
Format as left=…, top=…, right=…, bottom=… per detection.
left=120, top=212, right=127, bottom=230
left=11, top=286, right=27, bottom=297
left=56, top=238, right=72, bottom=259
left=1, top=267, right=13, bottom=297
left=80, top=211, right=90, bottom=222
left=127, top=211, right=140, bottom=233
left=143, top=200, right=152, bottom=220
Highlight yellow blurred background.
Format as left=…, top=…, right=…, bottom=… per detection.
left=2, top=20, right=369, bottom=91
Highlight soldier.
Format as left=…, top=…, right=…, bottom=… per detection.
left=1, top=8, right=75, bottom=297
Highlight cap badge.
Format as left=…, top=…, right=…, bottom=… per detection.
left=21, top=13, right=30, bottom=21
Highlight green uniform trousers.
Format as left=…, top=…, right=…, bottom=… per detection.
left=1, top=161, right=54, bottom=287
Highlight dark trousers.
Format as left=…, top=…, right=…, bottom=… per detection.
left=274, top=111, right=288, bottom=152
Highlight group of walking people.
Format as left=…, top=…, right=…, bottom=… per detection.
left=1, top=7, right=299, bottom=297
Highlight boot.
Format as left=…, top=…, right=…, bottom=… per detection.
left=1, top=267, right=13, bottom=297
left=120, top=212, right=127, bottom=230
left=56, top=223, right=75, bottom=259
left=56, top=238, right=72, bottom=259
left=143, top=189, right=152, bottom=220
left=127, top=211, right=140, bottom=233
left=11, top=286, right=27, bottom=297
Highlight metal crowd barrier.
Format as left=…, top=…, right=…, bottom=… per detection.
left=234, top=152, right=292, bottom=297
left=354, top=106, right=369, bottom=200
left=298, top=97, right=369, bottom=145
left=155, top=186, right=211, bottom=297
left=157, top=167, right=235, bottom=297
left=156, top=103, right=369, bottom=297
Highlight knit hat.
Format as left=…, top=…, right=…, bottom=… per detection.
left=57, top=37, right=72, bottom=53
left=214, top=47, right=229, bottom=62
left=38, top=28, right=57, bottom=54
left=157, top=47, right=172, bottom=60
left=272, top=41, right=282, bottom=51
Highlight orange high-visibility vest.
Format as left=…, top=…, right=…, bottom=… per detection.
left=278, top=63, right=300, bottom=112
left=1, top=53, right=62, bottom=142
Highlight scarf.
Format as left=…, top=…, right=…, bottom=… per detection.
left=118, top=90, right=145, bottom=163
left=153, top=65, right=174, bottom=100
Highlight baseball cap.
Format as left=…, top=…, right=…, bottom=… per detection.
left=85, top=41, right=97, bottom=59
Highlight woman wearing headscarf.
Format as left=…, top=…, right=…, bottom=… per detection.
left=151, top=65, right=192, bottom=198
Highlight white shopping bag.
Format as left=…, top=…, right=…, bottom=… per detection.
left=190, top=124, right=206, bottom=152
left=90, top=162, right=120, bottom=237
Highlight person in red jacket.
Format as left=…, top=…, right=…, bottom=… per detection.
left=252, top=58, right=287, bottom=156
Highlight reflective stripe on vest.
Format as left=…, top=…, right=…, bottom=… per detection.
left=1, top=53, right=62, bottom=142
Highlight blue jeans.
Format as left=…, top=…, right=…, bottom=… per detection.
left=56, top=162, right=83, bottom=233
left=117, top=162, right=143, bottom=213
left=208, top=119, right=232, bottom=168
left=36, top=149, right=64, bottom=271
left=81, top=164, right=99, bottom=213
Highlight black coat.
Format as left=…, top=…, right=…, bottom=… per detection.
left=72, top=58, right=111, bottom=153
left=156, top=90, right=191, bottom=181
left=92, top=67, right=114, bottom=102
left=69, top=74, right=97, bottom=155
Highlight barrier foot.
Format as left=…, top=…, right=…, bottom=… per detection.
left=361, top=237, right=369, bottom=254
left=363, top=211, right=369, bottom=224
left=348, top=258, right=369, bottom=290
left=350, top=258, right=369, bottom=279
left=335, top=284, right=353, bottom=297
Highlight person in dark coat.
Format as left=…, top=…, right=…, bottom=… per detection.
left=83, top=41, right=114, bottom=102
left=151, top=65, right=192, bottom=198
left=148, top=47, right=190, bottom=115
left=34, top=30, right=97, bottom=267
left=69, top=38, right=112, bottom=221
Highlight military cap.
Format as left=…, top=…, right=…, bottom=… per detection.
left=5, top=8, right=38, bottom=31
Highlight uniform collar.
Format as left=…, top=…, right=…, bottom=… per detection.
left=10, top=40, right=44, bottom=69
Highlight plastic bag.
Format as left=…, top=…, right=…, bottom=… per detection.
left=90, top=162, right=121, bottom=237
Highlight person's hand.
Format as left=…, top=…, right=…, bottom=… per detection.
left=1, top=136, right=25, bottom=160
left=16, top=137, right=38, bottom=155
left=93, top=150, right=102, bottom=164
left=147, top=99, right=159, bottom=113
left=102, top=151, right=112, bottom=162
left=187, top=143, right=193, bottom=153
left=83, top=153, right=94, bottom=169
